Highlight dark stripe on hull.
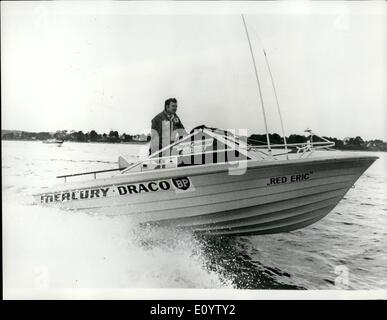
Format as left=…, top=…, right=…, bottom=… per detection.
left=195, top=205, right=335, bottom=236
left=160, top=193, right=344, bottom=231
left=147, top=186, right=347, bottom=228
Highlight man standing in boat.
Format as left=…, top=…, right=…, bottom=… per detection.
left=150, top=98, right=187, bottom=156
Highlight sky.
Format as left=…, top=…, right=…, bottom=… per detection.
left=1, top=1, right=386, bottom=140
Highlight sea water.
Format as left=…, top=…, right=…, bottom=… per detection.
left=2, top=140, right=386, bottom=289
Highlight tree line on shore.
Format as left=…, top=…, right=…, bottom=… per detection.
left=2, top=129, right=387, bottom=151
left=1, top=130, right=151, bottom=143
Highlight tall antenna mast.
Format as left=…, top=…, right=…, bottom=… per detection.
left=263, top=49, right=288, bottom=157
left=241, top=14, right=271, bottom=152
left=248, top=25, right=289, bottom=158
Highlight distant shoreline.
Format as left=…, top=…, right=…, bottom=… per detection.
left=1, top=129, right=150, bottom=145
left=2, top=129, right=387, bottom=152
left=1, top=139, right=149, bottom=145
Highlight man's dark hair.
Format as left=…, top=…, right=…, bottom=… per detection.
left=164, top=98, right=177, bottom=110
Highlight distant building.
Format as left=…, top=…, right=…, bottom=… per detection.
left=132, top=134, right=148, bottom=142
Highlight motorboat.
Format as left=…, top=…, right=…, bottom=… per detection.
left=42, top=139, right=64, bottom=145
left=32, top=15, right=378, bottom=235
left=33, top=126, right=377, bottom=236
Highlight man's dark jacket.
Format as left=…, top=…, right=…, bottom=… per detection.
left=150, top=110, right=185, bottom=153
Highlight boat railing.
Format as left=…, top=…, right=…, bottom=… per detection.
left=246, top=129, right=335, bottom=159
left=248, top=141, right=335, bottom=159
left=56, top=167, right=126, bottom=182
left=56, top=148, right=236, bottom=181
left=122, top=155, right=179, bottom=173
left=120, top=147, right=251, bottom=174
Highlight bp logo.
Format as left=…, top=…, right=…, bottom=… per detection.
left=171, top=177, right=192, bottom=191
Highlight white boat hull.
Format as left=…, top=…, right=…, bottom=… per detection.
left=34, top=155, right=377, bottom=236
left=42, top=139, right=64, bottom=144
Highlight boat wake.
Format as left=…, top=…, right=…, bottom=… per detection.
left=194, top=234, right=303, bottom=289
left=3, top=188, right=231, bottom=288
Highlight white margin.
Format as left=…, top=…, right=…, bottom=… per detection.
left=4, top=288, right=387, bottom=300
